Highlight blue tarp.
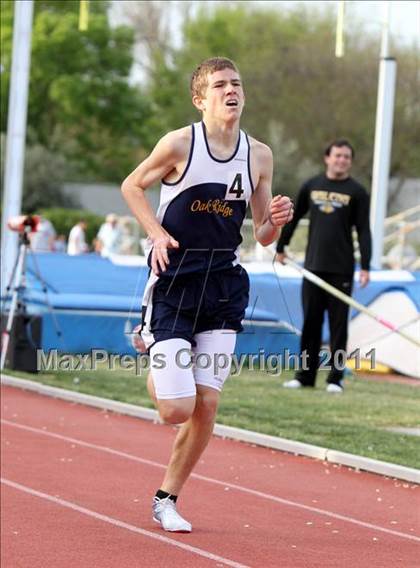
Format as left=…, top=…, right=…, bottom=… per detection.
left=5, top=253, right=418, bottom=356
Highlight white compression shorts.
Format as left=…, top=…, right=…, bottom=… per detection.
left=149, top=330, right=237, bottom=400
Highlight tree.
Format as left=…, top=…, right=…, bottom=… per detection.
left=139, top=3, right=420, bottom=197
left=0, top=134, right=78, bottom=212
left=115, top=1, right=196, bottom=140
left=1, top=0, right=154, bottom=181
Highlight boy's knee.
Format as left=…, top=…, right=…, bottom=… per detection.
left=195, top=388, right=219, bottom=420
left=158, top=398, right=195, bottom=424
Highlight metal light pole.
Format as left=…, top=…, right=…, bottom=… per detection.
left=1, top=1, right=34, bottom=297
left=370, top=2, right=397, bottom=268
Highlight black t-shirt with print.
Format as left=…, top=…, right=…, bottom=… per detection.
left=276, top=174, right=371, bottom=274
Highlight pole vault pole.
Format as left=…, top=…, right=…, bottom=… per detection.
left=280, top=258, right=420, bottom=349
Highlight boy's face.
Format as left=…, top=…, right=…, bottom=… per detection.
left=194, top=68, right=245, bottom=122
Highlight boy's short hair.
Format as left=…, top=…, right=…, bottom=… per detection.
left=324, top=139, right=355, bottom=158
left=190, top=57, right=240, bottom=98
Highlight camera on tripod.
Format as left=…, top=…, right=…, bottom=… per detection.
left=7, top=214, right=40, bottom=235
left=1, top=214, right=43, bottom=372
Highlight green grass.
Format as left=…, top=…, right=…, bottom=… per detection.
left=4, top=366, right=420, bottom=469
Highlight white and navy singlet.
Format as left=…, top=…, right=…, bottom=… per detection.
left=140, top=121, right=254, bottom=349
left=145, top=120, right=254, bottom=275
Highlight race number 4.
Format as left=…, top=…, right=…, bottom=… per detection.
left=226, top=173, right=244, bottom=200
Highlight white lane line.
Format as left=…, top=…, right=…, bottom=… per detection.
left=1, top=478, right=249, bottom=568
left=2, top=419, right=419, bottom=543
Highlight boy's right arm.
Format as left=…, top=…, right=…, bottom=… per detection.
left=121, top=129, right=189, bottom=275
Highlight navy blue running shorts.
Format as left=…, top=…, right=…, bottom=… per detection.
left=143, top=265, right=249, bottom=348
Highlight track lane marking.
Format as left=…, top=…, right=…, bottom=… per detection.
left=2, top=418, right=419, bottom=543
left=1, top=478, right=249, bottom=568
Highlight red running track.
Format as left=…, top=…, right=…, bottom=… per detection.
left=1, top=385, right=419, bottom=568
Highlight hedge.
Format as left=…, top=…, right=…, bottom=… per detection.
left=40, top=208, right=104, bottom=245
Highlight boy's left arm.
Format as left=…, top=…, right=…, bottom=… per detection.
left=250, top=142, right=293, bottom=246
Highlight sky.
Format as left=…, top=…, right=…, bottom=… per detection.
left=280, top=1, right=420, bottom=45
left=110, top=0, right=419, bottom=85
left=111, top=1, right=420, bottom=47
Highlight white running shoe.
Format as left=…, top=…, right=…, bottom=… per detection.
left=283, top=379, right=303, bottom=389
left=152, top=497, right=192, bottom=532
left=326, top=383, right=343, bottom=394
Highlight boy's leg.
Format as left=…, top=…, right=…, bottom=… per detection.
left=149, top=338, right=197, bottom=424
left=146, top=372, right=157, bottom=404
left=160, top=384, right=220, bottom=495
left=160, top=329, right=236, bottom=494
left=152, top=330, right=235, bottom=532
left=151, top=384, right=219, bottom=533
left=148, top=337, right=197, bottom=532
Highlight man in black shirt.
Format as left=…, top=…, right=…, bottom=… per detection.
left=276, top=140, right=371, bottom=393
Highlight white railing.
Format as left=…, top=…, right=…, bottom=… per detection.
left=242, top=206, right=419, bottom=269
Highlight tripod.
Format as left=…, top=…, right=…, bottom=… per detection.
left=0, top=228, right=62, bottom=371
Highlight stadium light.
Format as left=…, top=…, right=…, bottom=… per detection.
left=370, top=1, right=397, bottom=268
left=1, top=0, right=34, bottom=297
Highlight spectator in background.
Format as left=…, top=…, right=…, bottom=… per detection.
left=67, top=220, right=88, bottom=255
left=29, top=216, right=56, bottom=252
left=276, top=139, right=371, bottom=394
left=118, top=217, right=138, bottom=255
left=54, top=234, right=67, bottom=253
left=96, top=213, right=121, bottom=257
left=92, top=236, right=102, bottom=255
